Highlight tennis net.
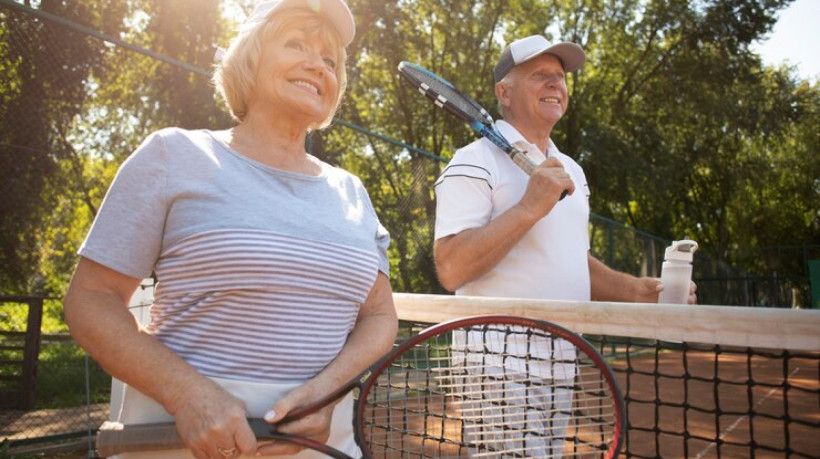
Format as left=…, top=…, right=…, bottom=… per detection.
left=392, top=294, right=820, bottom=458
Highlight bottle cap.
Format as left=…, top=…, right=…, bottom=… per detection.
left=664, top=239, right=698, bottom=262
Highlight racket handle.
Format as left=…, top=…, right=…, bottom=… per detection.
left=509, top=149, right=569, bottom=200
left=97, top=419, right=352, bottom=458
left=96, top=419, right=274, bottom=456
left=509, top=148, right=537, bottom=175
left=96, top=420, right=184, bottom=456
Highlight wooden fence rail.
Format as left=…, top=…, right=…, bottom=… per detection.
left=0, top=295, right=44, bottom=410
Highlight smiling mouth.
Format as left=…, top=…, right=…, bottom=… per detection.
left=540, top=97, right=560, bottom=104
left=291, top=80, right=320, bottom=96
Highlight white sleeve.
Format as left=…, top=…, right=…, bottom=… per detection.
left=434, top=146, right=495, bottom=241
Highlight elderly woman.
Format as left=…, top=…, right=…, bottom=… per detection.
left=62, top=0, right=397, bottom=457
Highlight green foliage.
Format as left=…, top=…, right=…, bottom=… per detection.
left=0, top=0, right=816, bottom=300
left=0, top=0, right=233, bottom=296
left=0, top=1, right=129, bottom=294
left=1, top=298, right=68, bottom=335
left=34, top=341, right=111, bottom=409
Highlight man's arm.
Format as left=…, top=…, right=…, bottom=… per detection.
left=589, top=254, right=697, bottom=304
left=435, top=158, right=573, bottom=291
left=435, top=205, right=540, bottom=291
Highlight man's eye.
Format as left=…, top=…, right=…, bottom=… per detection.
left=535, top=73, right=564, bottom=82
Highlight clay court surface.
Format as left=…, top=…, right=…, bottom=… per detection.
left=2, top=351, right=816, bottom=458
left=611, top=348, right=819, bottom=458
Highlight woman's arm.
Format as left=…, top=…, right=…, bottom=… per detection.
left=63, top=258, right=257, bottom=459
left=258, top=272, right=397, bottom=455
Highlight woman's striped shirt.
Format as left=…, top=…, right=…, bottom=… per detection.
left=79, top=128, right=390, bottom=383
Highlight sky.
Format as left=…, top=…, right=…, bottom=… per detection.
left=752, top=0, right=819, bottom=81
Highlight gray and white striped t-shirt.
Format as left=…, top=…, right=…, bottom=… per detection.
left=79, top=128, right=390, bottom=383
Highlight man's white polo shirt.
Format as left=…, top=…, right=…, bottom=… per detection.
left=434, top=120, right=591, bottom=301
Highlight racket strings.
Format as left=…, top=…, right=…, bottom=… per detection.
left=399, top=63, right=493, bottom=125
left=362, top=324, right=620, bottom=458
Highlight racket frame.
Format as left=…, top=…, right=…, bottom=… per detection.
left=398, top=61, right=569, bottom=198
left=352, top=314, right=625, bottom=459
left=96, top=315, right=624, bottom=458
left=397, top=61, right=537, bottom=173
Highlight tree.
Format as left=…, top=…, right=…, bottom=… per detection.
left=1, top=0, right=814, bottom=304
left=324, top=0, right=516, bottom=293
left=0, top=0, right=128, bottom=293
left=332, top=0, right=816, bottom=300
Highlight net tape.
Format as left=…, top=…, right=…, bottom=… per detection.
left=391, top=294, right=820, bottom=458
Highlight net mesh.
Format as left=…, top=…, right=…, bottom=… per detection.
left=363, top=320, right=621, bottom=458
left=391, top=295, right=820, bottom=459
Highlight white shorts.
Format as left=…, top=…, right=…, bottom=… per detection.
left=110, top=377, right=359, bottom=459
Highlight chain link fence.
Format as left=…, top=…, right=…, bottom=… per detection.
left=0, top=1, right=816, bottom=455
left=0, top=297, right=110, bottom=456
left=590, top=216, right=818, bottom=308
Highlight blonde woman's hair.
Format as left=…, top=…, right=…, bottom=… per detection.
left=213, top=7, right=347, bottom=129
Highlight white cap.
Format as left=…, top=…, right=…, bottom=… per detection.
left=664, top=239, right=699, bottom=262
left=494, top=35, right=585, bottom=82
left=243, top=0, right=356, bottom=46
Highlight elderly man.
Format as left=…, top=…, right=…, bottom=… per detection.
left=434, top=34, right=695, bottom=456
left=434, top=34, right=688, bottom=303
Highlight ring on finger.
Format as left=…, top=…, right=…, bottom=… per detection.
left=217, top=446, right=237, bottom=458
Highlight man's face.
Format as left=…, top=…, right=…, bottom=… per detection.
left=500, top=53, right=568, bottom=128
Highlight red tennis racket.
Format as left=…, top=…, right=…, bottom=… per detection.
left=97, top=315, right=624, bottom=458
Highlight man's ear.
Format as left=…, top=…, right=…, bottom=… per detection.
left=494, top=81, right=509, bottom=109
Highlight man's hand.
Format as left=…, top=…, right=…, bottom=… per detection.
left=518, top=157, right=575, bottom=220
left=634, top=278, right=698, bottom=304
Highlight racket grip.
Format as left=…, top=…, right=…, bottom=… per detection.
left=510, top=149, right=537, bottom=175
left=96, top=420, right=184, bottom=456
left=510, top=150, right=569, bottom=201
left=97, top=419, right=352, bottom=459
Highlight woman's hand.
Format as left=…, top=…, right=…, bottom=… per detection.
left=253, top=273, right=396, bottom=456
left=255, top=383, right=337, bottom=456
left=64, top=258, right=258, bottom=458
left=168, top=380, right=257, bottom=459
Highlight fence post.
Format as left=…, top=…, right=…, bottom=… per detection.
left=21, top=297, right=44, bottom=409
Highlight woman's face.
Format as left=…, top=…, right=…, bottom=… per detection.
left=252, top=25, right=340, bottom=124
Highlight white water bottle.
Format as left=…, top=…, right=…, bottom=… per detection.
left=658, top=239, right=698, bottom=304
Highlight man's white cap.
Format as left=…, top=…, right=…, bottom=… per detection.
left=494, top=35, right=585, bottom=82
left=243, top=0, right=356, bottom=46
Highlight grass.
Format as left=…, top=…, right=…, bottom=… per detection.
left=0, top=438, right=90, bottom=458
left=1, top=298, right=110, bottom=409
left=34, top=341, right=111, bottom=409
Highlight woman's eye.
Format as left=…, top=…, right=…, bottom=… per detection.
left=285, top=39, right=304, bottom=50
left=323, top=57, right=337, bottom=70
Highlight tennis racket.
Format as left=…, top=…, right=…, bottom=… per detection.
left=97, top=315, right=624, bottom=458
left=398, top=61, right=569, bottom=200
